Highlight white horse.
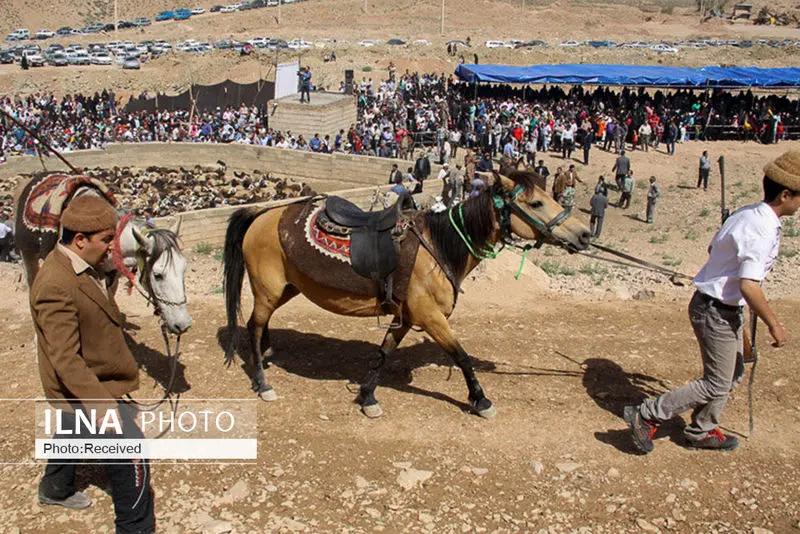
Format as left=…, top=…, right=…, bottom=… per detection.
left=14, top=177, right=192, bottom=335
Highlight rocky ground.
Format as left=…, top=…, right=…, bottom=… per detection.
left=0, top=141, right=799, bottom=532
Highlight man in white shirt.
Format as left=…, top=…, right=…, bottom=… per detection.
left=625, top=150, right=800, bottom=453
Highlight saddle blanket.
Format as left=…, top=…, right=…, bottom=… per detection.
left=22, top=173, right=116, bottom=233
left=278, top=201, right=420, bottom=302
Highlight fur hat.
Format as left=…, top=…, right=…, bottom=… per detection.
left=764, top=151, right=800, bottom=192
left=61, top=195, right=118, bottom=233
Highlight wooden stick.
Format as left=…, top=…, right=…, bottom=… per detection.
left=0, top=107, right=79, bottom=173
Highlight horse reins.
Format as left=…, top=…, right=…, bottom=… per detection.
left=111, top=216, right=183, bottom=411
left=581, top=242, right=694, bottom=283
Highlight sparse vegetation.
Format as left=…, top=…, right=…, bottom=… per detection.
left=650, top=234, right=669, bottom=244
left=213, top=248, right=224, bottom=262
left=362, top=66, right=373, bottom=72
left=194, top=242, right=214, bottom=255
left=784, top=219, right=800, bottom=238
left=699, top=208, right=710, bottom=217
left=536, top=260, right=576, bottom=277
left=779, top=248, right=799, bottom=259
left=662, top=253, right=683, bottom=266
left=209, top=286, right=224, bottom=294
left=685, top=229, right=699, bottom=241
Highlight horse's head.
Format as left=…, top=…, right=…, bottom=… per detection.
left=131, top=219, right=193, bottom=335
left=490, top=170, right=592, bottom=253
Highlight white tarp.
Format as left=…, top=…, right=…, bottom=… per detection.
left=275, top=60, right=300, bottom=99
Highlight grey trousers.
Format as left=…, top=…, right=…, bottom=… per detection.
left=589, top=215, right=604, bottom=237
left=646, top=198, right=656, bottom=223
left=640, top=291, right=744, bottom=440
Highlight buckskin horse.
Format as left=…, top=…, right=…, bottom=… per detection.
left=223, top=170, right=591, bottom=418
left=13, top=172, right=192, bottom=335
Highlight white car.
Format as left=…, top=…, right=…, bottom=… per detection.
left=412, top=39, right=430, bottom=46
left=91, top=52, right=113, bottom=65
left=190, top=7, right=205, bottom=14
left=35, top=30, right=55, bottom=39
left=650, top=44, right=678, bottom=53
left=359, top=39, right=378, bottom=47
left=250, top=36, right=269, bottom=46
left=66, top=50, right=91, bottom=65
left=287, top=39, right=312, bottom=49
left=484, top=40, right=505, bottom=48
left=558, top=40, right=581, bottom=47
left=266, top=0, right=279, bottom=5
left=505, top=40, right=523, bottom=48
left=220, top=5, right=237, bottom=12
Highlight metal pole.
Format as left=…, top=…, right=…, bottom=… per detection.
left=0, top=108, right=79, bottom=173
left=114, top=0, right=118, bottom=32
left=278, top=0, right=281, bottom=24
left=441, top=0, right=445, bottom=35
left=364, top=0, right=367, bottom=12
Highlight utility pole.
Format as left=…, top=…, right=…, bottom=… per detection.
left=441, top=0, right=445, bottom=35
left=114, top=0, right=118, bottom=32
left=364, top=0, right=367, bottom=13
left=278, top=0, right=281, bottom=24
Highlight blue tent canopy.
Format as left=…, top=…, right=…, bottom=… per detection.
left=454, top=64, right=800, bottom=88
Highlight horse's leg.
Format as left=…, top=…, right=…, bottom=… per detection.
left=358, top=321, right=409, bottom=419
left=22, top=251, right=40, bottom=287
left=422, top=312, right=496, bottom=418
left=248, top=285, right=298, bottom=402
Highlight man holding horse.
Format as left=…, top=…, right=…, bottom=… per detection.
left=625, top=150, right=800, bottom=453
left=32, top=195, right=155, bottom=533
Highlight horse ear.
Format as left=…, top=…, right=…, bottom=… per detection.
left=132, top=226, right=155, bottom=255
left=492, top=171, right=515, bottom=192
left=169, top=216, right=181, bottom=237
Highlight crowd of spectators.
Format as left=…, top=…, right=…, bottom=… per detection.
left=1, top=72, right=798, bottom=165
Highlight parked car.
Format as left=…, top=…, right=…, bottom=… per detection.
left=220, top=5, right=237, bottom=12
left=21, top=50, right=45, bottom=66
left=191, top=7, right=206, bottom=14
left=558, top=40, right=581, bottom=47
left=11, top=29, right=31, bottom=39
left=56, top=26, right=72, bottom=36
left=86, top=23, right=105, bottom=33
left=91, top=51, right=113, bottom=65
left=210, top=5, right=224, bottom=11
left=585, top=40, right=614, bottom=48
left=155, top=11, right=174, bottom=21
left=34, top=30, right=55, bottom=40
left=387, top=38, right=407, bottom=46
left=484, top=40, right=505, bottom=48
left=173, top=8, right=192, bottom=20
left=650, top=43, right=678, bottom=53
left=287, top=38, right=312, bottom=49
left=0, top=51, right=14, bottom=63
left=514, top=39, right=548, bottom=48
left=358, top=39, right=378, bottom=47
left=47, top=52, right=69, bottom=66
left=134, top=17, right=152, bottom=26
left=66, top=50, right=91, bottom=64
left=117, top=20, right=136, bottom=29
left=122, top=56, right=141, bottom=69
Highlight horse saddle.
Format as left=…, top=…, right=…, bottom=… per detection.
left=318, top=191, right=416, bottom=313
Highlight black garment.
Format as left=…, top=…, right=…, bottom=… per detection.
left=698, top=168, right=710, bottom=190
left=534, top=165, right=550, bottom=179
left=0, top=234, right=12, bottom=262
left=476, top=157, right=494, bottom=172
left=388, top=169, right=403, bottom=185
left=40, top=402, right=155, bottom=534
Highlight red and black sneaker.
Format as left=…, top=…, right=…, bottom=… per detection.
left=623, top=404, right=658, bottom=454
left=686, top=429, right=739, bottom=452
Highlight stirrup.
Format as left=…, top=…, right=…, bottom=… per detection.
left=376, top=306, right=403, bottom=330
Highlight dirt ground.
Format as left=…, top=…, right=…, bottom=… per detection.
left=2, top=0, right=800, bottom=97
left=0, top=141, right=800, bottom=533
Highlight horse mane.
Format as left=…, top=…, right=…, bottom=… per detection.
left=142, top=227, right=182, bottom=275
left=424, top=193, right=495, bottom=281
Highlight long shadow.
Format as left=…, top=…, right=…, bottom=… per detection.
left=125, top=331, right=191, bottom=396
left=582, top=357, right=685, bottom=454
left=624, top=213, right=643, bottom=223
left=216, top=326, right=500, bottom=413
left=676, top=185, right=698, bottom=190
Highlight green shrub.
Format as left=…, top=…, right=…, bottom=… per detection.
left=779, top=248, right=799, bottom=259
left=194, top=242, right=214, bottom=255
left=362, top=66, right=372, bottom=72
left=649, top=234, right=669, bottom=244
left=213, top=249, right=224, bottom=262
left=536, top=260, right=575, bottom=276
left=699, top=208, right=710, bottom=217
left=684, top=229, right=699, bottom=241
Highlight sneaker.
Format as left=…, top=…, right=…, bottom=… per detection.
left=686, top=429, right=739, bottom=452
left=38, top=489, right=92, bottom=509
left=623, top=405, right=658, bottom=454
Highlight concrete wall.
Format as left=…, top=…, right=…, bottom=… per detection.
left=268, top=94, right=356, bottom=140
left=0, top=142, right=444, bottom=249
left=0, top=142, right=441, bottom=192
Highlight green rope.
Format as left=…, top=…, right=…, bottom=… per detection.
left=514, top=246, right=532, bottom=280
left=447, top=203, right=499, bottom=260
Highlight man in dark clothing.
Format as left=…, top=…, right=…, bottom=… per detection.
left=413, top=151, right=431, bottom=193
left=589, top=188, right=609, bottom=238
left=612, top=150, right=630, bottom=190
left=583, top=129, right=595, bottom=166
left=388, top=163, right=403, bottom=185
left=298, top=66, right=312, bottom=103
left=535, top=160, right=550, bottom=179
left=476, top=151, right=494, bottom=172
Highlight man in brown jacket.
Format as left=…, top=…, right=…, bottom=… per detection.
left=32, top=195, right=155, bottom=533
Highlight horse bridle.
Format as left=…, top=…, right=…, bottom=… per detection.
left=496, top=185, right=572, bottom=251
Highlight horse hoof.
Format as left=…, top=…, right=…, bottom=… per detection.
left=477, top=404, right=497, bottom=419
left=259, top=389, right=278, bottom=402
left=362, top=403, right=383, bottom=419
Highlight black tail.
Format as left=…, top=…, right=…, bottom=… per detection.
left=223, top=206, right=264, bottom=359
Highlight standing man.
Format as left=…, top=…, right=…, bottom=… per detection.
left=646, top=175, right=661, bottom=224
left=388, top=163, right=403, bottom=185
left=698, top=150, right=712, bottom=191
left=612, top=149, right=630, bottom=191
left=33, top=196, right=155, bottom=532
left=413, top=149, right=432, bottom=193
left=625, top=151, right=800, bottom=453
left=618, top=170, right=635, bottom=209
left=582, top=128, right=595, bottom=166
left=589, top=186, right=609, bottom=239
left=552, top=166, right=566, bottom=202
left=298, top=66, right=312, bottom=104
left=0, top=212, right=13, bottom=262
left=535, top=159, right=550, bottom=182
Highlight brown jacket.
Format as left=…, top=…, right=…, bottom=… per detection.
left=31, top=248, right=139, bottom=406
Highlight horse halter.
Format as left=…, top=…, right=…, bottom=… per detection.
left=494, top=185, right=571, bottom=250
